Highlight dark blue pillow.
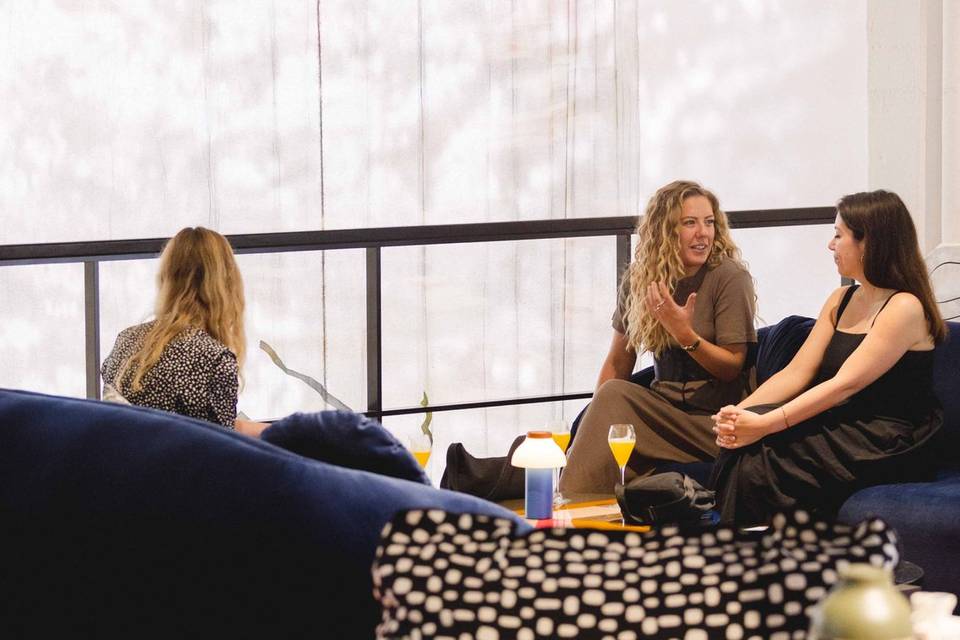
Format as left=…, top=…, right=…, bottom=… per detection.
left=755, top=315, right=815, bottom=385
left=262, top=410, right=430, bottom=485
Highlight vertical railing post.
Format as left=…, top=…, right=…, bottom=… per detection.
left=366, top=247, right=382, bottom=416
left=84, top=260, right=101, bottom=400
left=616, top=232, right=632, bottom=290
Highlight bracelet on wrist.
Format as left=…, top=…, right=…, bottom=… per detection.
left=680, top=336, right=701, bottom=352
left=780, top=406, right=791, bottom=430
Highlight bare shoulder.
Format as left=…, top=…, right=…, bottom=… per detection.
left=868, top=292, right=933, bottom=350
left=829, top=285, right=853, bottom=302
left=819, top=286, right=851, bottom=321
left=881, top=291, right=925, bottom=321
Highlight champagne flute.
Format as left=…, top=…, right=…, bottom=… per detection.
left=548, top=418, right=570, bottom=506
left=550, top=419, right=571, bottom=454
left=408, top=432, right=432, bottom=477
left=607, top=424, right=636, bottom=487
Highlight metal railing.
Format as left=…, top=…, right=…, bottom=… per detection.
left=0, top=207, right=836, bottom=417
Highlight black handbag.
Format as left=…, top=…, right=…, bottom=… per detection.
left=615, top=471, right=716, bottom=526
left=439, top=435, right=526, bottom=501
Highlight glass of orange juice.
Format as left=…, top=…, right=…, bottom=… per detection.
left=550, top=421, right=571, bottom=454
left=607, top=423, right=636, bottom=487
left=408, top=432, right=432, bottom=471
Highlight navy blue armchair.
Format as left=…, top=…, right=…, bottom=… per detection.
left=0, top=389, right=526, bottom=638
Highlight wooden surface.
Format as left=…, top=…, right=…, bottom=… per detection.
left=503, top=494, right=651, bottom=532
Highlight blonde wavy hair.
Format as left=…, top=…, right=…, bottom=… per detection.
left=117, top=227, right=246, bottom=393
left=622, top=180, right=745, bottom=356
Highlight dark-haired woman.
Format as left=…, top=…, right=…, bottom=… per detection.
left=711, top=190, right=946, bottom=524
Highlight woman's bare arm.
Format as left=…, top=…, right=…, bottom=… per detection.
left=716, top=292, right=931, bottom=447
left=647, top=282, right=747, bottom=382
left=735, top=286, right=848, bottom=408
left=595, top=330, right=637, bottom=391
left=235, top=418, right=270, bottom=438
left=684, top=339, right=748, bottom=383
left=772, top=293, right=929, bottom=426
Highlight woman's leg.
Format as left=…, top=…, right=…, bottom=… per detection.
left=559, top=379, right=719, bottom=495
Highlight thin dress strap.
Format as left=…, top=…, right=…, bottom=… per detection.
left=834, top=285, right=859, bottom=328
left=869, top=291, right=902, bottom=328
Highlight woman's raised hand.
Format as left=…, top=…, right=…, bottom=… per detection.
left=645, top=282, right=697, bottom=343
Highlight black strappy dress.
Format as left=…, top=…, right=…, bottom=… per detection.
left=711, top=285, right=944, bottom=524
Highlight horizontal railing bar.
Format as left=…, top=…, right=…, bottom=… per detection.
left=0, top=208, right=836, bottom=266
left=368, top=391, right=594, bottom=418
left=727, top=207, right=837, bottom=228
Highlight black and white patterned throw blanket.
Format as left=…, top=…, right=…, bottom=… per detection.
left=372, top=510, right=899, bottom=639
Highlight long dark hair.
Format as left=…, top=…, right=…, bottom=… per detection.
left=837, top=190, right=946, bottom=343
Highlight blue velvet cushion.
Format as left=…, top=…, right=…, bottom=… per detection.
left=0, top=388, right=525, bottom=637
left=755, top=315, right=815, bottom=385
left=838, top=477, right=960, bottom=596
left=261, top=410, right=430, bottom=485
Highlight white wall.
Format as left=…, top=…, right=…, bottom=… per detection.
left=1, top=2, right=867, bottom=471
left=867, top=0, right=960, bottom=323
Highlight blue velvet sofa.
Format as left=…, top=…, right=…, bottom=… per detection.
left=0, top=390, right=527, bottom=638
left=607, top=316, right=960, bottom=597
left=3, top=320, right=956, bottom=636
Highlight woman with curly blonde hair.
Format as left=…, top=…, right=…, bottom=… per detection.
left=102, top=227, right=263, bottom=435
left=560, top=180, right=757, bottom=494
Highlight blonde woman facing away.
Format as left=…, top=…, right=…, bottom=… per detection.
left=711, top=190, right=946, bottom=524
left=560, top=180, right=757, bottom=495
left=101, top=227, right=266, bottom=437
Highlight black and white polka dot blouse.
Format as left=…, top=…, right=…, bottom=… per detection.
left=101, top=321, right=239, bottom=428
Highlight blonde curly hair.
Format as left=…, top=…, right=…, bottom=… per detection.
left=117, top=227, right=246, bottom=393
left=622, top=180, right=745, bottom=356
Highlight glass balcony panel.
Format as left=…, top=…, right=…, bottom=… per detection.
left=99, top=250, right=367, bottom=421
left=0, top=263, right=85, bottom=397
left=732, top=224, right=839, bottom=325
left=381, top=237, right=617, bottom=411
left=382, top=400, right=591, bottom=485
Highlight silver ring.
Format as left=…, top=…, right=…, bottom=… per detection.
left=655, top=301, right=665, bottom=311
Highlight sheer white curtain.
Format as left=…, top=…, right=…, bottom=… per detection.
left=0, top=1, right=866, bottom=472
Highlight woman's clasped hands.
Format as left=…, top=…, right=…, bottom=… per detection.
left=712, top=406, right=774, bottom=449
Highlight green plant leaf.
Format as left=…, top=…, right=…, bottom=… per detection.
left=259, top=340, right=352, bottom=412
left=420, top=391, right=433, bottom=444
